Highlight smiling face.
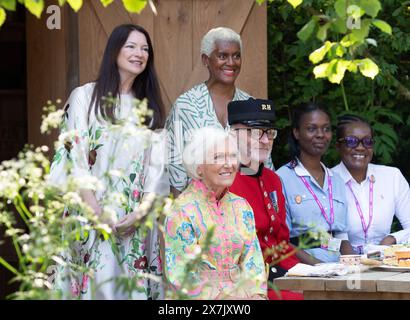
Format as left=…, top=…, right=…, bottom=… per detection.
left=197, top=137, right=239, bottom=194
left=202, top=40, right=242, bottom=85
left=293, top=110, right=332, bottom=158
left=117, top=30, right=149, bottom=82
left=337, top=121, right=374, bottom=174
left=232, top=124, right=274, bottom=166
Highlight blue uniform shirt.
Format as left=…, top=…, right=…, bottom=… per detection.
left=276, top=160, right=349, bottom=262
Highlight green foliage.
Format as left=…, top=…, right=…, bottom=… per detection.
left=0, top=99, right=169, bottom=299
left=267, top=0, right=410, bottom=172
left=264, top=0, right=393, bottom=84
left=0, top=0, right=152, bottom=26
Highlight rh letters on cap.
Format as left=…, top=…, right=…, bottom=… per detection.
left=261, top=104, right=271, bottom=110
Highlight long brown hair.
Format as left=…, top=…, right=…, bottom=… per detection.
left=89, top=24, right=165, bottom=129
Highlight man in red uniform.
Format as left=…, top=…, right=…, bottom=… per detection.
left=228, top=98, right=303, bottom=300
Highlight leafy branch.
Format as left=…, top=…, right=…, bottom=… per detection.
left=0, top=0, right=157, bottom=27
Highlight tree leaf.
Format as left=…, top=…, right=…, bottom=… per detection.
left=358, top=0, right=381, bottom=18
left=340, top=34, right=358, bottom=47
left=328, top=59, right=350, bottom=84
left=347, top=4, right=365, bottom=20
left=58, top=0, right=66, bottom=6
left=287, top=0, right=302, bottom=9
left=0, top=0, right=16, bottom=10
left=67, top=0, right=82, bottom=12
left=335, top=44, right=347, bottom=57
left=100, top=0, right=114, bottom=7
left=373, top=123, right=398, bottom=143
left=347, top=61, right=358, bottom=73
left=331, top=17, right=348, bottom=33
left=372, top=19, right=392, bottom=35
left=0, top=7, right=5, bottom=27
left=379, top=134, right=396, bottom=150
left=24, top=0, right=44, bottom=18
left=334, top=0, right=347, bottom=18
left=313, top=62, right=330, bottom=79
left=122, top=0, right=147, bottom=13
left=297, top=18, right=316, bottom=42
left=351, top=18, right=371, bottom=43
left=366, top=38, right=378, bottom=47
left=357, top=58, right=379, bottom=79
left=309, top=41, right=333, bottom=64
left=316, top=23, right=330, bottom=42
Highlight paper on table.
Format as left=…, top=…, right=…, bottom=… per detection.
left=286, top=263, right=368, bottom=277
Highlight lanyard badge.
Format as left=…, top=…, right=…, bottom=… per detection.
left=347, top=175, right=375, bottom=244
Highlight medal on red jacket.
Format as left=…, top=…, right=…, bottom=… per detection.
left=269, top=191, right=279, bottom=212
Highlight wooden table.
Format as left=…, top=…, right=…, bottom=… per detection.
left=274, top=269, right=410, bottom=299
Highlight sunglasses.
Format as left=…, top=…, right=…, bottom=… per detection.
left=234, top=128, right=278, bottom=140
left=338, top=136, right=374, bottom=149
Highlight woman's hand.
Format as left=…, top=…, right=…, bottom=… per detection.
left=340, top=240, right=355, bottom=255
left=295, top=249, right=322, bottom=265
left=380, top=235, right=396, bottom=246
left=114, top=211, right=139, bottom=237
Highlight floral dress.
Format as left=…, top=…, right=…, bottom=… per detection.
left=49, top=82, right=169, bottom=300
left=164, top=179, right=267, bottom=299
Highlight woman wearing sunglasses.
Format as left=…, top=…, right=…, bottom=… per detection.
left=332, top=114, right=410, bottom=254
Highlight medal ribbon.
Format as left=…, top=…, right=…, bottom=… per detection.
left=299, top=168, right=334, bottom=231
left=347, top=178, right=374, bottom=242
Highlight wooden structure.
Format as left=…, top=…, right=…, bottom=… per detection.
left=26, top=0, right=268, bottom=149
left=274, top=269, right=410, bottom=299
left=0, top=0, right=268, bottom=298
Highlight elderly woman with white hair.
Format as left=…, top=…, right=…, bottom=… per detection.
left=163, top=127, right=267, bottom=300
left=165, top=26, right=273, bottom=197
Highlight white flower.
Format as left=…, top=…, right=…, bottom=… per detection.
left=41, top=109, right=64, bottom=134
left=71, top=175, right=103, bottom=191
left=108, top=169, right=123, bottom=178
left=63, top=192, right=83, bottom=206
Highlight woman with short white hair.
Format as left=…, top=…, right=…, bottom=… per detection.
left=163, top=127, right=267, bottom=300
left=166, top=27, right=274, bottom=196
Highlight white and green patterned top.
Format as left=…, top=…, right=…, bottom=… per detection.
left=49, top=82, right=168, bottom=300
left=165, top=82, right=273, bottom=191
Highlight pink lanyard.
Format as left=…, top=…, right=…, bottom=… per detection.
left=347, top=178, right=374, bottom=243
left=299, top=168, right=334, bottom=231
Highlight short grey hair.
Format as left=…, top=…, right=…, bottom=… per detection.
left=200, top=27, right=243, bottom=56
left=183, top=127, right=237, bottom=180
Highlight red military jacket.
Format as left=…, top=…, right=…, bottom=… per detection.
left=230, top=165, right=299, bottom=271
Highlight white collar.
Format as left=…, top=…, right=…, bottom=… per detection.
left=294, top=158, right=332, bottom=178
left=337, top=161, right=374, bottom=185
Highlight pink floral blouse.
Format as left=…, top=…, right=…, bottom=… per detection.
left=164, top=180, right=267, bottom=299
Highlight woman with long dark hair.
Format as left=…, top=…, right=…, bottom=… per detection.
left=49, top=24, right=168, bottom=299
left=276, top=103, right=354, bottom=264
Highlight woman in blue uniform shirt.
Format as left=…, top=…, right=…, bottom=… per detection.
left=277, top=102, right=354, bottom=264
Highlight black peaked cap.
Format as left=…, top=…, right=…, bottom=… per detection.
left=228, top=98, right=276, bottom=128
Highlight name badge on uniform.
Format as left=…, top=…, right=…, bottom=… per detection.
left=320, top=233, right=342, bottom=252
left=269, top=191, right=279, bottom=212
left=295, top=195, right=302, bottom=204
